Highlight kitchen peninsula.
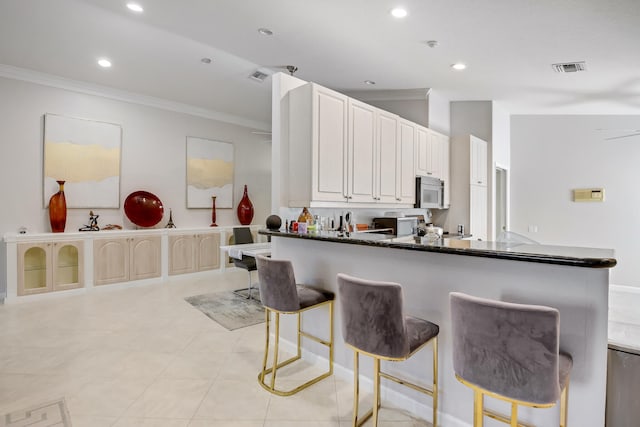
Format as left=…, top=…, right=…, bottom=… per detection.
left=260, top=229, right=615, bottom=427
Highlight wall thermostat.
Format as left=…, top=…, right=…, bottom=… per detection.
left=573, top=188, right=605, bottom=202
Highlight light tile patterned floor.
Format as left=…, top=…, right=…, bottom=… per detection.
left=0, top=270, right=430, bottom=427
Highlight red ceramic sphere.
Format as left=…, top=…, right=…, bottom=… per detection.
left=124, top=191, right=164, bottom=227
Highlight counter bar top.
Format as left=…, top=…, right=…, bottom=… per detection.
left=259, top=229, right=616, bottom=269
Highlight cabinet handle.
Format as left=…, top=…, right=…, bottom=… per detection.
left=396, top=197, right=401, bottom=201
left=477, top=181, right=482, bottom=184
left=427, top=172, right=432, bottom=175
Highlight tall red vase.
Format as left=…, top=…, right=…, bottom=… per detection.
left=237, top=184, right=254, bottom=225
left=210, top=196, right=218, bottom=227
left=49, top=180, right=67, bottom=233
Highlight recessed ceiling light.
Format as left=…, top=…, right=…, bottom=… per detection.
left=258, top=28, right=273, bottom=36
left=201, top=57, right=212, bottom=64
left=451, top=63, right=467, bottom=71
left=364, top=80, right=376, bottom=85
left=126, top=3, right=143, bottom=12
left=97, top=58, right=112, bottom=68
left=391, top=8, right=408, bottom=18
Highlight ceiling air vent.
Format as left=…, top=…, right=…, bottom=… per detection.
left=249, top=68, right=271, bottom=82
left=552, top=61, right=586, bottom=73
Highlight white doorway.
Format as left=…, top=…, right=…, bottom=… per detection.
left=495, top=166, right=508, bottom=235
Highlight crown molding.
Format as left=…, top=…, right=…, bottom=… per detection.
left=342, top=88, right=430, bottom=102
left=0, top=63, right=270, bottom=131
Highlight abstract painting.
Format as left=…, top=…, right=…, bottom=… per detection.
left=186, top=136, right=234, bottom=208
left=43, top=114, right=121, bottom=208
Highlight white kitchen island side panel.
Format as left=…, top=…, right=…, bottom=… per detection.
left=271, top=236, right=608, bottom=427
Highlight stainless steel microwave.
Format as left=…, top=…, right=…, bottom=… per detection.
left=415, top=176, right=444, bottom=209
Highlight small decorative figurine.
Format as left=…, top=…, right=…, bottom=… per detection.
left=79, top=211, right=100, bottom=231
left=166, top=209, right=176, bottom=228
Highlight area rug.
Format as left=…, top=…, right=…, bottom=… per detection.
left=185, top=290, right=264, bottom=331
left=3, top=397, right=72, bottom=426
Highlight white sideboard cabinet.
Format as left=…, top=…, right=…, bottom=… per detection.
left=94, top=235, right=161, bottom=285
left=17, top=240, right=84, bottom=296
left=4, top=225, right=262, bottom=302
left=168, top=232, right=221, bottom=275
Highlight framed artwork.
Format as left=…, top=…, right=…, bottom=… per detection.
left=43, top=114, right=122, bottom=208
left=186, top=136, right=234, bottom=208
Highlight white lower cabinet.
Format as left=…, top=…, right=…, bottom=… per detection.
left=169, top=232, right=221, bottom=275
left=17, top=240, right=83, bottom=296
left=470, top=184, right=488, bottom=241
left=94, top=235, right=161, bottom=286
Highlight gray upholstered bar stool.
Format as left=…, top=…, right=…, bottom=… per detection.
left=255, top=255, right=334, bottom=396
left=337, top=273, right=439, bottom=427
left=450, top=292, right=573, bottom=427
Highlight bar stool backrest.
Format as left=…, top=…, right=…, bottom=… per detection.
left=450, top=292, right=561, bottom=404
left=233, top=227, right=254, bottom=245
left=337, top=273, right=408, bottom=359
left=256, top=256, right=300, bottom=311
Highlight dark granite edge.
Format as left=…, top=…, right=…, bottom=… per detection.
left=259, top=230, right=617, bottom=269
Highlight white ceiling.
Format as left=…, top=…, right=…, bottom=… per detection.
left=1, top=0, right=640, bottom=130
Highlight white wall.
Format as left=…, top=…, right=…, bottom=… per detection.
left=0, top=77, right=271, bottom=234
left=511, top=115, right=640, bottom=287
left=427, top=89, right=450, bottom=135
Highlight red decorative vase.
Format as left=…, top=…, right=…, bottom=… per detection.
left=49, top=180, right=67, bottom=233
left=210, top=196, right=218, bottom=227
left=237, top=184, right=254, bottom=225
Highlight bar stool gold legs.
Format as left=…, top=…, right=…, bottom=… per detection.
left=349, top=336, right=439, bottom=427
left=457, top=374, right=570, bottom=427
left=258, top=300, right=334, bottom=396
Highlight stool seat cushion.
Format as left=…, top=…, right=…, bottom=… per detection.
left=297, top=285, right=335, bottom=310
left=406, top=316, right=440, bottom=355
left=233, top=256, right=257, bottom=271
left=559, top=352, right=573, bottom=392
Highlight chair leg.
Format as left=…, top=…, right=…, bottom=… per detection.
left=510, top=402, right=518, bottom=427
left=560, top=377, right=569, bottom=427
left=373, top=357, right=381, bottom=427
left=246, top=270, right=253, bottom=299
left=433, top=336, right=438, bottom=427
left=260, top=308, right=271, bottom=385
left=297, top=312, right=302, bottom=358
left=474, top=389, right=484, bottom=427
left=352, top=351, right=360, bottom=427
left=270, top=312, right=280, bottom=389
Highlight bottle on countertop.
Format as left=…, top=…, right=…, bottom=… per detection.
left=298, top=207, right=313, bottom=224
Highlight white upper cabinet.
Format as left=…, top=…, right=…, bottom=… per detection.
left=377, top=110, right=399, bottom=203
left=288, top=82, right=416, bottom=207
left=416, top=126, right=449, bottom=181
left=470, top=135, right=488, bottom=185
left=289, top=83, right=349, bottom=206
left=397, top=119, right=416, bottom=204
left=348, top=98, right=377, bottom=203
left=470, top=183, right=488, bottom=240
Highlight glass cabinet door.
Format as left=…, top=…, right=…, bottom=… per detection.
left=53, top=242, right=83, bottom=291
left=18, top=244, right=51, bottom=296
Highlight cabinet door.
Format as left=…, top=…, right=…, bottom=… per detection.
left=52, top=241, right=83, bottom=291
left=348, top=99, right=377, bottom=202
left=130, top=235, right=161, bottom=281
left=377, top=111, right=398, bottom=203
left=197, top=233, right=221, bottom=271
left=470, top=184, right=488, bottom=241
left=94, top=238, right=129, bottom=286
left=17, top=243, right=52, bottom=296
left=441, top=136, right=451, bottom=208
left=471, top=136, right=488, bottom=185
left=396, top=119, right=416, bottom=203
left=416, top=126, right=430, bottom=176
left=313, top=86, right=349, bottom=202
left=168, top=235, right=196, bottom=276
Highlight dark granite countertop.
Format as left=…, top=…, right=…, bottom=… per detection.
left=260, top=229, right=617, bottom=269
